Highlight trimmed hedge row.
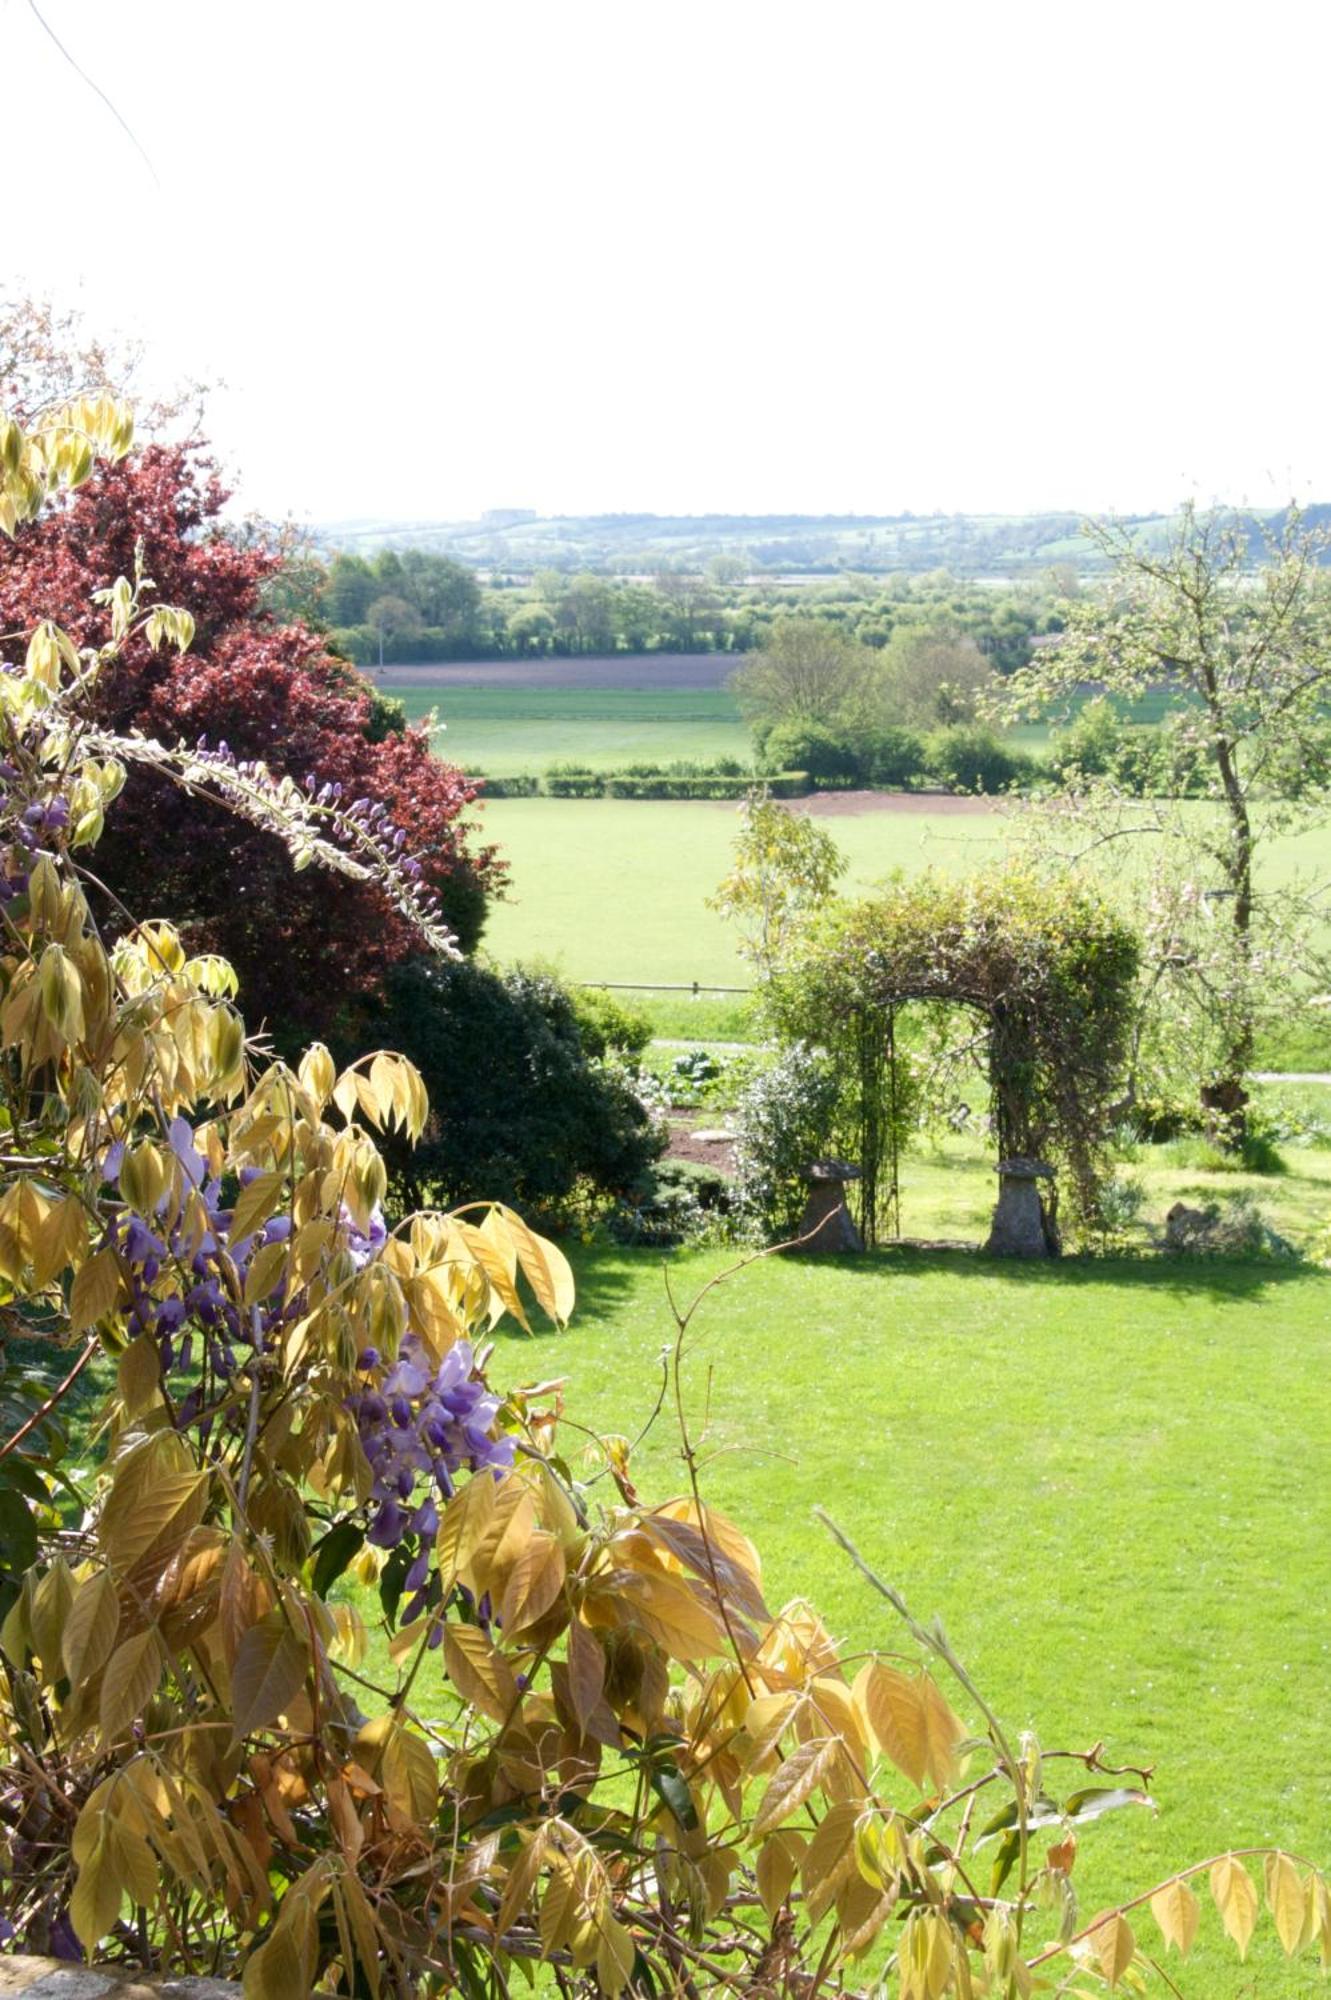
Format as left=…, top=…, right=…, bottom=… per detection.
left=476, top=768, right=810, bottom=799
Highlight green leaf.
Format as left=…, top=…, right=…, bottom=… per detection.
left=311, top=1522, right=364, bottom=1600
left=1064, top=1786, right=1155, bottom=1822
left=649, top=1759, right=699, bottom=1832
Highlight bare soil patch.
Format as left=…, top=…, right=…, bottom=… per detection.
left=786, top=789, right=998, bottom=818
left=664, top=1113, right=737, bottom=1173
left=372, top=654, right=737, bottom=691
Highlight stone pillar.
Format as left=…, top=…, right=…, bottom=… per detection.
left=794, top=1161, right=864, bottom=1253
left=985, top=1157, right=1057, bottom=1258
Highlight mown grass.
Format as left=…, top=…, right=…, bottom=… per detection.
left=481, top=1238, right=1331, bottom=1999
left=477, top=796, right=1331, bottom=1069
left=478, top=797, right=1009, bottom=987
left=382, top=684, right=751, bottom=774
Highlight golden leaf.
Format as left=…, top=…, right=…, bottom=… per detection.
left=69, top=1244, right=123, bottom=1333
left=1211, top=1854, right=1259, bottom=1958
left=1150, top=1877, right=1200, bottom=1957
left=98, top=1445, right=208, bottom=1576
left=62, top=1568, right=121, bottom=1686
left=231, top=1611, right=309, bottom=1739
left=800, top=1800, right=859, bottom=1924
left=493, top=1204, right=575, bottom=1324
left=756, top=1829, right=805, bottom=1919
left=919, top=1672, right=964, bottom=1790
left=442, top=1620, right=520, bottom=1724
left=99, top=1629, right=162, bottom=1742
left=499, top=1530, right=566, bottom=1636
left=1265, top=1851, right=1306, bottom=1955
left=117, top=1332, right=161, bottom=1419
left=229, top=1170, right=286, bottom=1249
left=219, top=1543, right=272, bottom=1666
left=855, top=1661, right=929, bottom=1790
left=595, top=1911, right=637, bottom=1998
left=242, top=1924, right=309, bottom=2000
left=1088, top=1911, right=1134, bottom=1987
left=566, top=1616, right=607, bottom=1734
left=70, top=1816, right=124, bottom=1950
left=751, top=1735, right=838, bottom=1838
left=381, top=1723, right=438, bottom=1824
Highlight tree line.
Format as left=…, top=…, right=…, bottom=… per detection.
left=269, top=544, right=1064, bottom=670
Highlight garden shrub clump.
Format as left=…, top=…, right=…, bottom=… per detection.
left=351, top=958, right=663, bottom=1218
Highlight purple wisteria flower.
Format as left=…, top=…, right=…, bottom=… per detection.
left=347, top=1335, right=514, bottom=1627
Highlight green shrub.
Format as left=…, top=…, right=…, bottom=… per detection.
left=732, top=1041, right=840, bottom=1238
left=923, top=724, right=1037, bottom=794
left=476, top=771, right=540, bottom=797
left=353, top=958, right=663, bottom=1216
left=861, top=723, right=927, bottom=788
left=761, top=720, right=864, bottom=786
left=570, top=984, right=653, bottom=1060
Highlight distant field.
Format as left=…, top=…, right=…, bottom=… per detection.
left=478, top=796, right=1008, bottom=984
left=377, top=657, right=1181, bottom=776
left=383, top=683, right=750, bottom=774
left=475, top=795, right=1331, bottom=1067
left=377, top=661, right=1068, bottom=775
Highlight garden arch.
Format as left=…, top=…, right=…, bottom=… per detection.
left=771, top=868, right=1140, bottom=1252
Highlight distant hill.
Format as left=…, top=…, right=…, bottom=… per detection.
left=310, top=506, right=1330, bottom=577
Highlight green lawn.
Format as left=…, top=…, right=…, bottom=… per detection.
left=483, top=1239, right=1331, bottom=1998
left=381, top=684, right=751, bottom=775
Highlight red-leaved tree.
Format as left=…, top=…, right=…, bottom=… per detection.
left=0, top=442, right=502, bottom=1040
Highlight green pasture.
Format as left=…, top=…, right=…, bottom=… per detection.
left=477, top=798, right=1009, bottom=986
left=381, top=683, right=751, bottom=774
left=475, top=796, right=1331, bottom=1067
left=476, top=1236, right=1331, bottom=2000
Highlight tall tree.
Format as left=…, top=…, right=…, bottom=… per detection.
left=0, top=442, right=502, bottom=1042
left=1005, top=505, right=1331, bottom=1138
left=730, top=616, right=877, bottom=736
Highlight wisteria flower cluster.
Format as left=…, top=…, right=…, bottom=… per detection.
left=105, top=1119, right=306, bottom=1428
left=348, top=1335, right=514, bottom=1629
left=83, top=730, right=461, bottom=956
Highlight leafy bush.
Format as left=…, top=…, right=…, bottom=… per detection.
left=1162, top=1192, right=1298, bottom=1259
left=352, top=958, right=663, bottom=1217
left=732, top=1041, right=841, bottom=1237
left=861, top=722, right=927, bottom=787
left=1045, top=696, right=1125, bottom=782
left=569, top=983, right=653, bottom=1060
left=473, top=770, right=540, bottom=797
left=923, top=723, right=1037, bottom=794
left=761, top=719, right=864, bottom=786
left=606, top=1159, right=732, bottom=1245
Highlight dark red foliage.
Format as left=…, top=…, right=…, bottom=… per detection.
left=0, top=444, right=503, bottom=1042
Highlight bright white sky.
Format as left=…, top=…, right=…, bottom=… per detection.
left=5, top=0, right=1329, bottom=527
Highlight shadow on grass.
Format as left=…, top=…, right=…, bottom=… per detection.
left=490, top=1237, right=646, bottom=1339
left=786, top=1242, right=1327, bottom=1302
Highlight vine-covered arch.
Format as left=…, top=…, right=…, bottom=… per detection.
left=770, top=867, right=1140, bottom=1249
